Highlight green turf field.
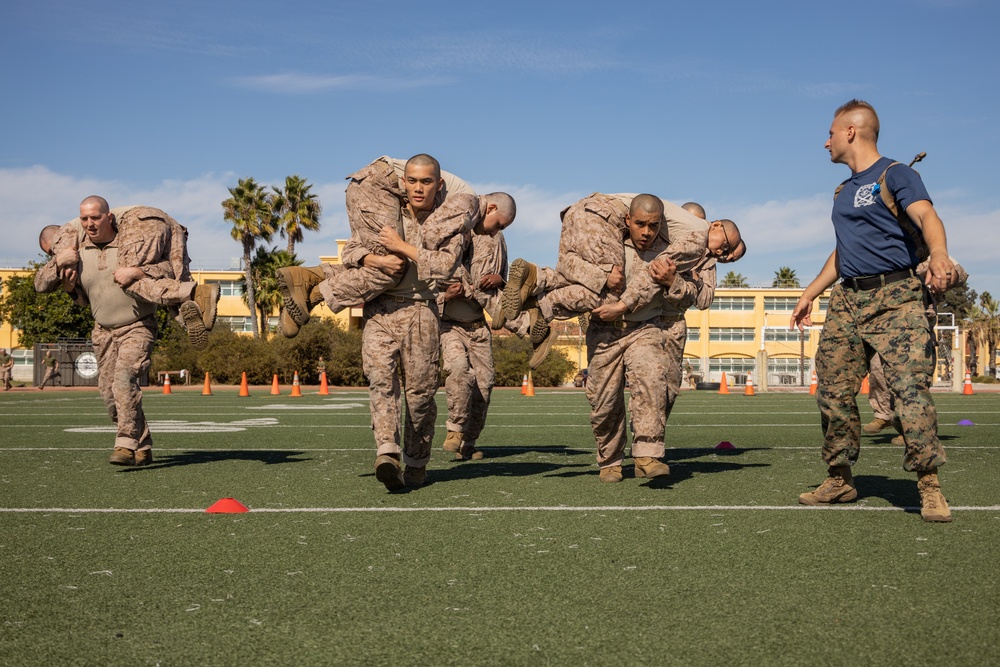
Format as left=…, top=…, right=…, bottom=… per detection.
left=1, top=386, right=998, bottom=666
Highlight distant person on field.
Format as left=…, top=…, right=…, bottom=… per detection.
left=0, top=349, right=13, bottom=391
left=38, top=350, right=60, bottom=389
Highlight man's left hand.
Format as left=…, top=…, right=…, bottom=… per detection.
left=926, top=252, right=956, bottom=294
left=592, top=301, right=628, bottom=322
left=479, top=273, right=504, bottom=290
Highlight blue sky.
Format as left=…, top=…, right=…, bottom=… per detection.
left=2, top=0, right=998, bottom=300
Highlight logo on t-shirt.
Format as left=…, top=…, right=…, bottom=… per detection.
left=854, top=183, right=878, bottom=208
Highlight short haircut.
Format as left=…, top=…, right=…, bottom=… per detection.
left=404, top=154, right=441, bottom=179
left=484, top=192, right=516, bottom=222
left=629, top=193, right=664, bottom=217
left=834, top=99, right=880, bottom=142
left=38, top=224, right=61, bottom=255
left=80, top=195, right=110, bottom=213
left=719, top=218, right=742, bottom=245
left=681, top=201, right=707, bottom=219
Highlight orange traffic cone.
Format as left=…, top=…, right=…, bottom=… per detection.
left=860, top=374, right=870, bottom=395
left=202, top=372, right=213, bottom=396
left=718, top=372, right=730, bottom=395
left=290, top=371, right=302, bottom=397
left=809, top=370, right=818, bottom=395
left=744, top=373, right=755, bottom=396
left=521, top=374, right=528, bottom=395
left=239, top=372, right=250, bottom=397
left=162, top=374, right=172, bottom=395
left=318, top=371, right=329, bottom=396
left=525, top=371, right=535, bottom=397
left=270, top=374, right=281, bottom=395
left=963, top=371, right=974, bottom=395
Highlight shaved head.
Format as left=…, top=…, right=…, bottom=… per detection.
left=80, top=195, right=110, bottom=213
left=404, top=153, right=441, bottom=180
left=39, top=224, right=61, bottom=255
left=629, top=193, right=664, bottom=218
left=834, top=99, right=880, bottom=142
left=681, top=201, right=707, bottom=220
left=484, top=192, right=516, bottom=221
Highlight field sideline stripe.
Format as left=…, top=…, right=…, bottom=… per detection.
left=1, top=505, right=998, bottom=514
left=1, top=445, right=997, bottom=452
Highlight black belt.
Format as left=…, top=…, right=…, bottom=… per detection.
left=598, top=319, right=647, bottom=331
left=443, top=317, right=486, bottom=329
left=842, top=268, right=915, bottom=291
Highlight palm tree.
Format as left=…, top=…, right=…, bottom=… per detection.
left=968, top=291, right=1000, bottom=378
left=272, top=175, right=322, bottom=255
left=721, top=271, right=749, bottom=288
left=222, top=177, right=277, bottom=338
left=773, top=266, right=800, bottom=288
left=240, top=247, right=303, bottom=337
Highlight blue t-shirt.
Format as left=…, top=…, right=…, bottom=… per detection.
left=832, top=156, right=931, bottom=278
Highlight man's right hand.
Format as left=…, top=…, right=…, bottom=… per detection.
left=789, top=296, right=813, bottom=330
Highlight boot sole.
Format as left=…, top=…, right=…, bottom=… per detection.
left=180, top=301, right=209, bottom=350
left=200, top=283, right=220, bottom=331
left=501, top=260, right=531, bottom=321
left=798, top=488, right=858, bottom=505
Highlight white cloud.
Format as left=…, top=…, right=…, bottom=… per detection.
left=231, top=73, right=452, bottom=94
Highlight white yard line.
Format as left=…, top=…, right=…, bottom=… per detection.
left=1, top=504, right=998, bottom=514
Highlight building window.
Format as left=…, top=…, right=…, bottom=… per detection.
left=206, top=280, right=244, bottom=297
left=764, top=297, right=799, bottom=311
left=768, top=358, right=805, bottom=373
left=12, top=349, right=33, bottom=366
left=218, top=316, right=254, bottom=333
left=710, top=296, right=755, bottom=311
left=686, top=328, right=701, bottom=342
left=709, top=357, right=756, bottom=373
left=709, top=327, right=755, bottom=342
left=818, top=297, right=829, bottom=312
left=764, top=329, right=811, bottom=342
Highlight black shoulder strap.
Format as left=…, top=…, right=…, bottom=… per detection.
left=879, top=162, right=928, bottom=261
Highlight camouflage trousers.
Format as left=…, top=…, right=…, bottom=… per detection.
left=816, top=278, right=945, bottom=472
left=40, top=366, right=61, bottom=387
left=585, top=320, right=667, bottom=467
left=441, top=319, right=494, bottom=442
left=318, top=262, right=398, bottom=314
left=534, top=266, right=610, bottom=322
left=91, top=316, right=156, bottom=451
left=361, top=296, right=441, bottom=467
left=126, top=278, right=196, bottom=308
left=660, top=316, right=687, bottom=422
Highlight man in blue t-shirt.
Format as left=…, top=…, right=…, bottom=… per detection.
left=790, top=99, right=958, bottom=522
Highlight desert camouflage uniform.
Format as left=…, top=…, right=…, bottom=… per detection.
left=46, top=207, right=196, bottom=309
left=36, top=230, right=158, bottom=453
left=585, top=236, right=675, bottom=468
left=538, top=195, right=709, bottom=322
left=816, top=277, right=945, bottom=472
left=663, top=252, right=718, bottom=418
left=440, top=232, right=504, bottom=441
left=360, top=203, right=467, bottom=468
left=317, top=157, right=477, bottom=313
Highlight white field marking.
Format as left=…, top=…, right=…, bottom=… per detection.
left=1, top=504, right=998, bottom=514
left=1, top=444, right=998, bottom=453
left=64, top=418, right=279, bottom=434
left=245, top=404, right=366, bottom=410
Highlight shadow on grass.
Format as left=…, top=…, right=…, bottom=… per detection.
left=123, top=450, right=310, bottom=471
left=462, top=445, right=592, bottom=460
left=361, top=460, right=590, bottom=491
left=854, top=474, right=921, bottom=513
left=637, top=460, right=772, bottom=489
left=665, top=447, right=771, bottom=462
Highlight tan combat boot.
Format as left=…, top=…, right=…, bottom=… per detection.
left=374, top=454, right=405, bottom=492
left=109, top=447, right=135, bottom=466
left=194, top=283, right=220, bottom=330
left=863, top=418, right=892, bottom=434
left=279, top=309, right=300, bottom=338
left=599, top=465, right=623, bottom=483
left=798, top=464, right=857, bottom=505
left=134, top=449, right=154, bottom=466
left=277, top=266, right=325, bottom=326
left=501, top=259, right=537, bottom=321
left=917, top=469, right=952, bottom=522
left=442, top=430, right=463, bottom=452
left=634, top=457, right=670, bottom=478
left=528, top=307, right=556, bottom=369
